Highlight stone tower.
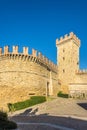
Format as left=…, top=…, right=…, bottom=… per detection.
left=56, top=32, right=80, bottom=91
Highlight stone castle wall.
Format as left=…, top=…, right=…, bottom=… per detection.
left=56, top=32, right=87, bottom=98
left=1, top=32, right=87, bottom=110
left=56, top=32, right=80, bottom=86
left=69, top=70, right=87, bottom=98
left=0, top=47, right=59, bottom=111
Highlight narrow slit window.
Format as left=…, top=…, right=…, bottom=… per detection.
left=63, top=69, right=65, bottom=73
left=63, top=57, right=65, bottom=60
left=63, top=49, right=65, bottom=52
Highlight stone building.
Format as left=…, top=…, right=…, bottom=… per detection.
left=0, top=32, right=87, bottom=110
left=0, top=46, right=59, bottom=110
left=56, top=32, right=87, bottom=98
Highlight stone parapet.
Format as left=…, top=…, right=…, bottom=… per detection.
left=56, top=32, right=80, bottom=47
left=76, top=69, right=87, bottom=74
left=69, top=83, right=87, bottom=99
left=0, top=46, right=57, bottom=73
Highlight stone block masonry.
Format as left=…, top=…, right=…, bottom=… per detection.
left=56, top=32, right=87, bottom=98
left=1, top=32, right=87, bottom=110
left=0, top=47, right=60, bottom=111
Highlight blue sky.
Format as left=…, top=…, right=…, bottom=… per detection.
left=0, top=0, right=87, bottom=69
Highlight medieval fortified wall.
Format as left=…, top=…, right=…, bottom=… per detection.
left=0, top=46, right=59, bottom=110
left=0, top=32, right=87, bottom=111
left=56, top=32, right=87, bottom=98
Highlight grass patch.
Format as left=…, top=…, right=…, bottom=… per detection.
left=57, top=91, right=69, bottom=98
left=8, top=96, right=46, bottom=112
left=46, top=96, right=57, bottom=101
left=0, top=111, right=17, bottom=129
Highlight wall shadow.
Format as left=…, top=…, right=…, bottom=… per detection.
left=10, top=108, right=87, bottom=130
left=77, top=103, right=87, bottom=110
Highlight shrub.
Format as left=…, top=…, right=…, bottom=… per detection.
left=30, top=96, right=46, bottom=102
left=0, top=111, right=17, bottom=129
left=0, top=120, right=17, bottom=129
left=0, top=111, right=8, bottom=121
left=8, top=103, right=15, bottom=112
left=8, top=96, right=46, bottom=112
left=57, top=91, right=69, bottom=98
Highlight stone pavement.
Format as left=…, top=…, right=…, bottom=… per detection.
left=9, top=97, right=87, bottom=130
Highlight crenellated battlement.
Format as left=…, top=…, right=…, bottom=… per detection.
left=0, top=46, right=57, bottom=73
left=56, top=32, right=80, bottom=46
left=0, top=32, right=87, bottom=110
left=76, top=69, right=87, bottom=74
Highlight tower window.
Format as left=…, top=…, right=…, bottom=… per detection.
left=63, top=57, right=65, bottom=60
left=77, top=62, right=79, bottom=65
left=63, top=49, right=65, bottom=52
left=63, top=69, right=65, bottom=73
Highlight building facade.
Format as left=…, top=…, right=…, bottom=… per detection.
left=0, top=46, right=59, bottom=110
left=0, top=32, right=87, bottom=110
left=56, top=32, right=87, bottom=98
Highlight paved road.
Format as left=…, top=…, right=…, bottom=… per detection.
left=11, top=115, right=87, bottom=130
left=9, top=98, right=87, bottom=130
left=17, top=122, right=75, bottom=130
